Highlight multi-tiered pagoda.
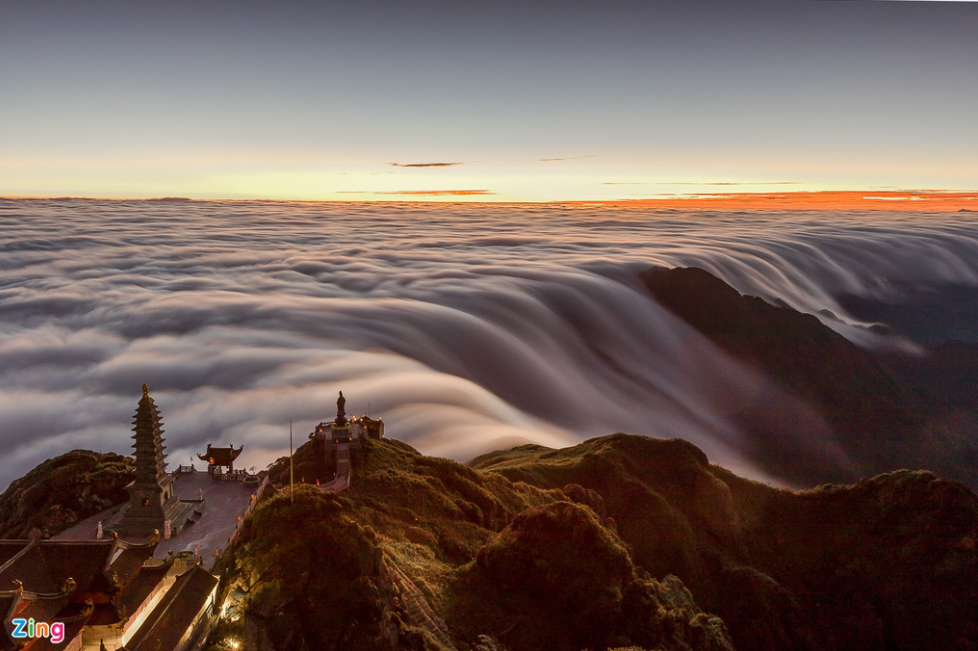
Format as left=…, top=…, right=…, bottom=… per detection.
left=115, top=384, right=197, bottom=538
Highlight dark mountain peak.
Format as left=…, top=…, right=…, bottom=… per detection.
left=642, top=265, right=978, bottom=490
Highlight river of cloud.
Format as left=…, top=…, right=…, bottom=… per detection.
left=2, top=199, right=978, bottom=490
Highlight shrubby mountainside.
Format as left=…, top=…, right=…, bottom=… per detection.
left=0, top=449, right=133, bottom=538
left=214, top=433, right=978, bottom=651
left=642, top=266, right=978, bottom=490
left=219, top=437, right=733, bottom=651
left=3, top=436, right=976, bottom=650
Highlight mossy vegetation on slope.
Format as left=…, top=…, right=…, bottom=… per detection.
left=220, top=437, right=734, bottom=651
left=219, top=433, right=978, bottom=651
left=0, top=450, right=133, bottom=538
left=460, top=500, right=731, bottom=651
left=216, top=485, right=417, bottom=650
left=715, top=466, right=978, bottom=651
left=471, top=434, right=740, bottom=600
left=474, top=434, right=978, bottom=651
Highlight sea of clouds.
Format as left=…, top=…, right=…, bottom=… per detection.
left=2, top=199, right=978, bottom=490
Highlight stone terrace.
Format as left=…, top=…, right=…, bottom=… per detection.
left=55, top=467, right=260, bottom=571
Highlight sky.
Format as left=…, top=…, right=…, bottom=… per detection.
left=2, top=0, right=977, bottom=202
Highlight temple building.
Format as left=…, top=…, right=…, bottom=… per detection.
left=113, top=386, right=199, bottom=539
left=310, top=391, right=385, bottom=447
left=307, top=392, right=383, bottom=492
left=0, top=384, right=269, bottom=649
left=196, top=444, right=243, bottom=477
left=0, top=386, right=227, bottom=650
left=0, top=537, right=217, bottom=651
left=354, top=415, right=385, bottom=441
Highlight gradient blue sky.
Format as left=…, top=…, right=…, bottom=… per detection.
left=2, top=0, right=976, bottom=201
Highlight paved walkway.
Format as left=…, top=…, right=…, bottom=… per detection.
left=318, top=443, right=352, bottom=492
left=55, top=469, right=257, bottom=570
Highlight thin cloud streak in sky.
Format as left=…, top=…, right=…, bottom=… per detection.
left=338, top=189, right=495, bottom=196
left=388, top=162, right=466, bottom=168
left=384, top=189, right=493, bottom=196
left=602, top=182, right=802, bottom=186
left=539, top=155, right=597, bottom=162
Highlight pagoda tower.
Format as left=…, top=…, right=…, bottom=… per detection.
left=133, top=383, right=168, bottom=485
left=116, top=384, right=193, bottom=538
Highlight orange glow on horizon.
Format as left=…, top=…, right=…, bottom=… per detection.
left=2, top=190, right=977, bottom=211
left=587, top=191, right=978, bottom=212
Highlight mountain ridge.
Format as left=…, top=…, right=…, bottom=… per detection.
left=0, top=435, right=974, bottom=650
left=642, top=265, right=978, bottom=490
left=212, top=432, right=978, bottom=651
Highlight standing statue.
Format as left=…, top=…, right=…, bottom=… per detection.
left=336, top=391, right=347, bottom=424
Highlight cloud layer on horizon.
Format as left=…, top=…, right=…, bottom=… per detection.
left=3, top=199, right=978, bottom=492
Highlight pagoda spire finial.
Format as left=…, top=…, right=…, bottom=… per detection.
left=142, top=383, right=149, bottom=398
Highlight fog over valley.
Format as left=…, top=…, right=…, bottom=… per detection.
left=3, top=199, right=978, bottom=491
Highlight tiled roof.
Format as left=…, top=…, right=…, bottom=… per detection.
left=0, top=543, right=27, bottom=570
left=105, top=544, right=156, bottom=589
left=197, top=445, right=243, bottom=466
left=0, top=539, right=157, bottom=598
left=1, top=541, right=111, bottom=594
left=0, top=537, right=167, bottom=645
left=37, top=542, right=117, bottom=594
left=0, top=593, right=19, bottom=651
left=125, top=567, right=218, bottom=651
left=0, top=544, right=49, bottom=592
left=84, top=601, right=125, bottom=627
left=115, top=564, right=168, bottom=622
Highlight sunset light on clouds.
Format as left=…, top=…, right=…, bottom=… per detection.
left=8, top=12, right=978, bottom=646
left=2, top=0, right=976, bottom=202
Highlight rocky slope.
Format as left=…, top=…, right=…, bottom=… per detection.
left=213, top=433, right=978, bottom=651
